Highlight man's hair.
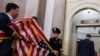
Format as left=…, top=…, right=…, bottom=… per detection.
left=32, top=16, right=38, bottom=20
left=6, top=3, right=19, bottom=12
left=86, top=34, right=91, bottom=37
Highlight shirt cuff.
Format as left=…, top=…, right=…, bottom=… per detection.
left=12, top=31, right=15, bottom=36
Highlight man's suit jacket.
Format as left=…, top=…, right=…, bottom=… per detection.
left=78, top=39, right=95, bottom=56
left=0, top=13, right=14, bottom=56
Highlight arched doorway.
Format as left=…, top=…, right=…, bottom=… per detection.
left=71, top=8, right=100, bottom=56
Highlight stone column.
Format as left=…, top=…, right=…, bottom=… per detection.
left=43, top=0, right=55, bottom=40
left=24, top=0, right=40, bottom=18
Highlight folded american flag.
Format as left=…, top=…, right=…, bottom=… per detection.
left=0, top=18, right=51, bottom=56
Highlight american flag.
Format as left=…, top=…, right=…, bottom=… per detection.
left=0, top=18, right=51, bottom=56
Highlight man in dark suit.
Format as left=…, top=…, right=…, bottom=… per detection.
left=49, top=27, right=62, bottom=56
left=78, top=34, right=95, bottom=56
left=0, top=3, right=22, bottom=56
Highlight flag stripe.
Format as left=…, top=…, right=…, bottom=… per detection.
left=0, top=33, right=8, bottom=37
left=19, top=41, right=27, bottom=56
left=19, top=22, right=33, bottom=42
left=30, top=45, right=35, bottom=56
left=30, top=19, right=47, bottom=40
left=26, top=21, right=41, bottom=44
left=16, top=41, right=22, bottom=56
left=10, top=23, right=24, bottom=38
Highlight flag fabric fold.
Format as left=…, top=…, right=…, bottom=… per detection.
left=0, top=18, right=51, bottom=56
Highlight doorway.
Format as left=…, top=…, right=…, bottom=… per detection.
left=71, top=8, right=100, bottom=56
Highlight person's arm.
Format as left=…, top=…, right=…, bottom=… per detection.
left=13, top=32, right=23, bottom=39
left=49, top=38, right=59, bottom=56
left=0, top=15, right=22, bottom=39
left=59, top=39, right=62, bottom=48
left=49, top=38, right=52, bottom=47
left=78, top=41, right=81, bottom=56
left=91, top=41, right=95, bottom=56
left=0, top=15, right=14, bottom=37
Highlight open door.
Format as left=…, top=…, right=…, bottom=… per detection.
left=76, top=24, right=100, bottom=56
left=76, top=41, right=80, bottom=56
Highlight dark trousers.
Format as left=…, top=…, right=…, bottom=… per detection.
left=0, top=39, right=13, bottom=56
left=48, top=52, right=55, bottom=56
left=47, top=52, right=61, bottom=56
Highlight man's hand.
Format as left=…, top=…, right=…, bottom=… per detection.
left=53, top=50, right=58, bottom=56
left=13, top=32, right=32, bottom=44
left=13, top=32, right=22, bottom=39
left=60, top=48, right=63, bottom=52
